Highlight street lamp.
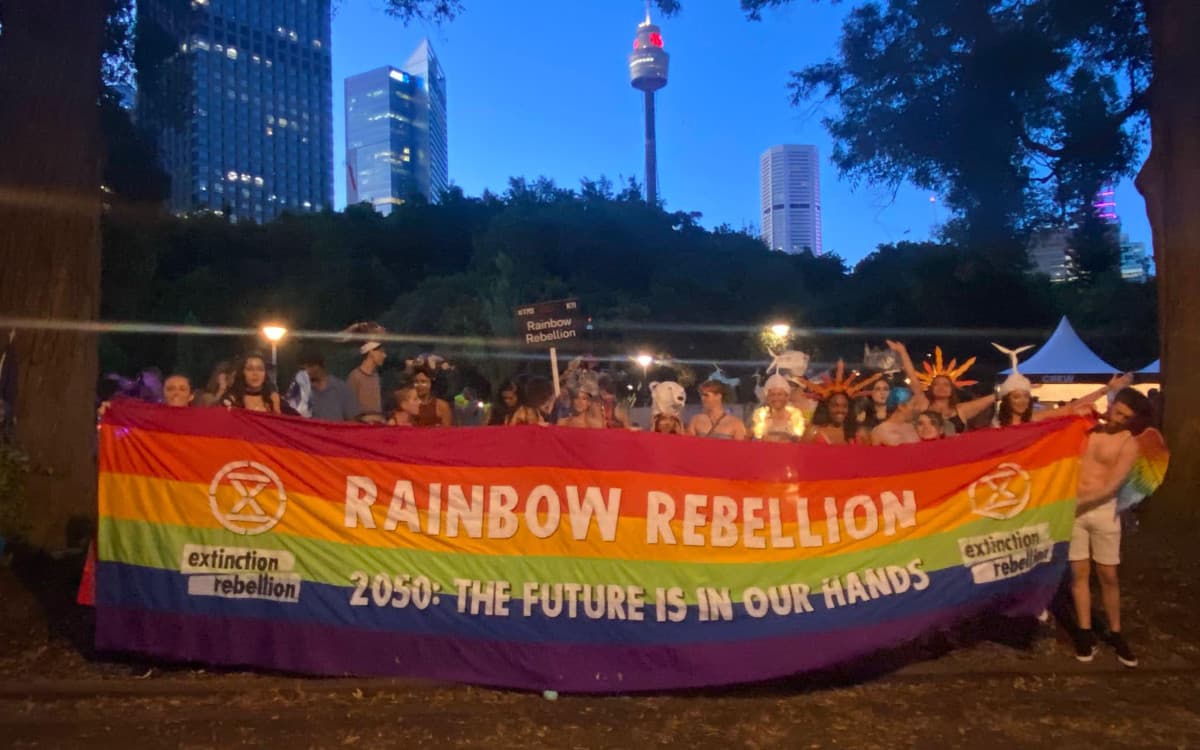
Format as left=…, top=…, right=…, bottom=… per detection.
left=633, top=353, right=653, bottom=405
left=762, top=321, right=792, bottom=353
left=260, top=324, right=288, bottom=377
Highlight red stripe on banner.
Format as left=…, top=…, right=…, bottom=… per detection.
left=102, top=401, right=1089, bottom=484
left=101, top=426, right=1081, bottom=521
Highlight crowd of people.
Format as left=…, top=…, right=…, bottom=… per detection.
left=100, top=334, right=1159, bottom=447
left=98, top=329, right=1162, bottom=670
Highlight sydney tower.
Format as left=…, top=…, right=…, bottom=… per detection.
left=628, top=7, right=669, bottom=207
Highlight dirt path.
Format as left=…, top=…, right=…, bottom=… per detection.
left=2, top=519, right=1198, bottom=748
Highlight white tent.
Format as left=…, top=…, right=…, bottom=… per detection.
left=1002, top=316, right=1119, bottom=376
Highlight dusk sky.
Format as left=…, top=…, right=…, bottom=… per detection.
left=331, top=1, right=1151, bottom=266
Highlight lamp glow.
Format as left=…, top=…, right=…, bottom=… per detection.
left=261, top=325, right=288, bottom=342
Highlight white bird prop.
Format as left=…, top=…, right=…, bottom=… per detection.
left=992, top=343, right=1036, bottom=397
left=863, top=343, right=901, bottom=374
left=707, top=363, right=740, bottom=389
left=766, top=348, right=810, bottom=377
left=992, top=343, right=1035, bottom=370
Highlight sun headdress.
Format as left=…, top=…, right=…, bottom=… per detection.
left=914, top=346, right=978, bottom=389
left=800, top=359, right=883, bottom=400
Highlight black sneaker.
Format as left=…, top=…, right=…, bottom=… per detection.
left=1073, top=629, right=1098, bottom=662
left=1111, top=632, right=1138, bottom=668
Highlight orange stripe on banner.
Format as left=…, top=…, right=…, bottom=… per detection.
left=100, top=425, right=1085, bottom=522
left=99, top=454, right=1079, bottom=564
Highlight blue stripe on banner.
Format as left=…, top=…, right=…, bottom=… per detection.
left=96, top=544, right=1067, bottom=645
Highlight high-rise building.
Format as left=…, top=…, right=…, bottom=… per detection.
left=627, top=8, right=669, bottom=208
left=1028, top=228, right=1072, bottom=281
left=344, top=40, right=447, bottom=213
left=1030, top=186, right=1154, bottom=282
left=137, top=0, right=333, bottom=222
left=1120, top=235, right=1149, bottom=281
left=760, top=145, right=822, bottom=255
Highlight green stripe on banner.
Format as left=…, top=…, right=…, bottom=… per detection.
left=99, top=502, right=1074, bottom=604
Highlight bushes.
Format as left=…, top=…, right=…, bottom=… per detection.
left=0, top=440, right=30, bottom=544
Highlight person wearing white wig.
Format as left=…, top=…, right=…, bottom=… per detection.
left=751, top=373, right=806, bottom=442
left=993, top=343, right=1133, bottom=427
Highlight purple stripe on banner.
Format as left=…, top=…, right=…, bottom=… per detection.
left=95, top=549, right=1068, bottom=645
left=98, top=581, right=1056, bottom=693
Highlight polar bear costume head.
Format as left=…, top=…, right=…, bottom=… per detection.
left=650, top=380, right=687, bottom=417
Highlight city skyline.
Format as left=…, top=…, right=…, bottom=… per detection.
left=329, top=2, right=1152, bottom=266
left=139, top=0, right=333, bottom=221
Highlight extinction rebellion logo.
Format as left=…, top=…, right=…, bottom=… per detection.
left=967, top=462, right=1031, bottom=520
left=186, top=461, right=300, bottom=604
left=207, top=460, right=288, bottom=535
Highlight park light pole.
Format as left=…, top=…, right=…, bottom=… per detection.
left=261, top=324, right=288, bottom=382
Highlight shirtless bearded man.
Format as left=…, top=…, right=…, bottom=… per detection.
left=1070, top=379, right=1147, bottom=667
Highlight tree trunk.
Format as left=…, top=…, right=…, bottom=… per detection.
left=1136, top=0, right=1200, bottom=532
left=0, top=0, right=107, bottom=549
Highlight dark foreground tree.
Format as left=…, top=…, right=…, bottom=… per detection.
left=0, top=0, right=108, bottom=548
left=1135, top=0, right=1200, bottom=528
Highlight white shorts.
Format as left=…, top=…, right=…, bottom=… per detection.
left=1069, top=499, right=1121, bottom=566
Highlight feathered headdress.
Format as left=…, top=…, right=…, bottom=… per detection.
left=800, top=359, right=883, bottom=400
left=914, top=347, right=978, bottom=389
left=404, top=352, right=454, bottom=373
left=993, top=343, right=1035, bottom=397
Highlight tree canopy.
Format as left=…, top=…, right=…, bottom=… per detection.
left=788, top=0, right=1150, bottom=251
left=100, top=181, right=1158, bottom=393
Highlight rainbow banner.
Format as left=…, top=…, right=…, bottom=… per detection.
left=96, top=402, right=1087, bottom=692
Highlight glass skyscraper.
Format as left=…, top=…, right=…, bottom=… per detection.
left=345, top=39, right=447, bottom=213
left=138, top=0, right=333, bottom=222
left=760, top=145, right=823, bottom=256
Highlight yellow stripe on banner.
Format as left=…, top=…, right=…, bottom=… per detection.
left=99, top=454, right=1078, bottom=564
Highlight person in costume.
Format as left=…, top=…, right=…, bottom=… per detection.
left=800, top=360, right=882, bottom=445
left=649, top=381, right=688, bottom=435
left=887, top=340, right=994, bottom=435
left=992, top=344, right=1132, bottom=426
left=1070, top=386, right=1154, bottom=668
left=560, top=382, right=604, bottom=429
left=688, top=379, right=747, bottom=440
left=752, top=373, right=806, bottom=442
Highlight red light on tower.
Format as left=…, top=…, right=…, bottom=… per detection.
left=649, top=31, right=663, bottom=48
